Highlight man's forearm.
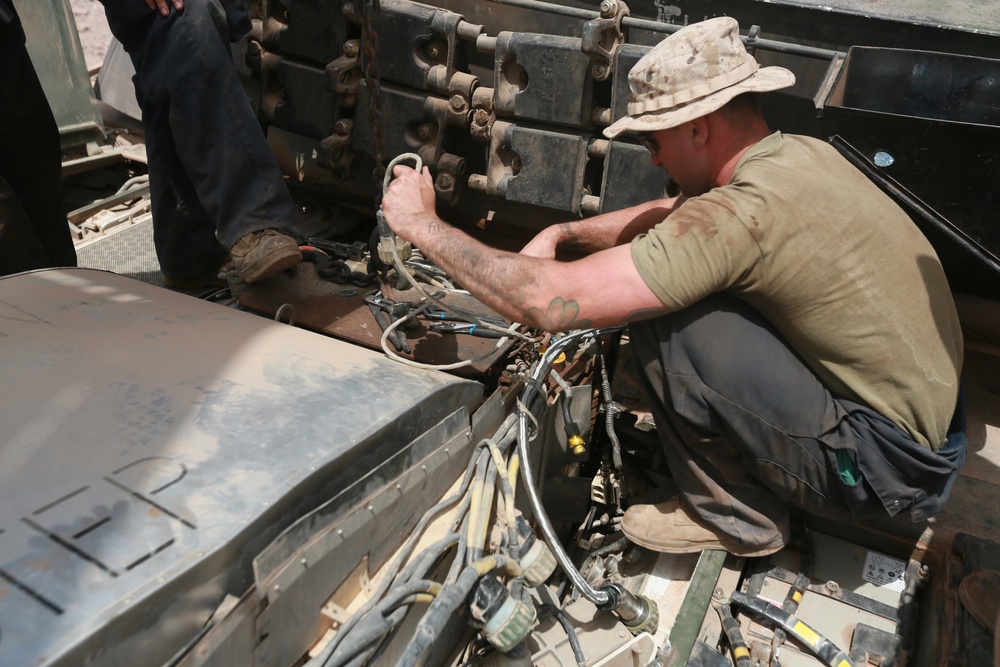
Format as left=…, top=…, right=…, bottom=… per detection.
left=406, top=217, right=542, bottom=323
left=548, top=197, right=680, bottom=253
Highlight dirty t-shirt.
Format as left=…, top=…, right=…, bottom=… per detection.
left=630, top=132, right=963, bottom=450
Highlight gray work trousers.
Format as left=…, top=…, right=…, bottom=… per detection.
left=629, top=295, right=965, bottom=551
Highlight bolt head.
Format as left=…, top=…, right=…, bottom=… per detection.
left=592, top=64, right=607, bottom=77
left=343, top=41, right=359, bottom=57
left=436, top=173, right=455, bottom=190
left=450, top=94, right=466, bottom=111
left=600, top=0, right=618, bottom=16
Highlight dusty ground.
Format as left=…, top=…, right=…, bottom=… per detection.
left=70, top=0, right=113, bottom=72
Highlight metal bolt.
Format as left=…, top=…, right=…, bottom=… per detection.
left=343, top=41, right=359, bottom=57
left=436, top=173, right=455, bottom=190
left=825, top=580, right=840, bottom=593
left=712, top=587, right=726, bottom=600
left=342, top=3, right=355, bottom=18
left=450, top=94, right=466, bottom=111
left=473, top=109, right=490, bottom=125
left=592, top=64, right=607, bottom=78
left=335, top=119, right=353, bottom=135
left=417, top=123, right=434, bottom=140
left=247, top=40, right=262, bottom=56
left=600, top=0, right=619, bottom=16
left=427, top=42, right=445, bottom=61
left=918, top=564, right=931, bottom=579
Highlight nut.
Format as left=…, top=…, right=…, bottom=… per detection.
left=450, top=94, right=466, bottom=111
left=600, top=0, right=619, bottom=17
left=436, top=173, right=455, bottom=190
left=343, top=41, right=359, bottom=57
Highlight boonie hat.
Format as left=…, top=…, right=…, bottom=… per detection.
left=604, top=17, right=795, bottom=139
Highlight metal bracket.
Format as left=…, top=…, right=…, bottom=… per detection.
left=745, top=24, right=761, bottom=57
left=581, top=0, right=629, bottom=81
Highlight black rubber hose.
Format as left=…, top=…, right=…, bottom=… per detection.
left=730, top=592, right=856, bottom=667
left=397, top=557, right=518, bottom=667
left=718, top=603, right=753, bottom=667
left=554, top=608, right=588, bottom=667
left=329, top=579, right=445, bottom=667
left=311, top=438, right=495, bottom=667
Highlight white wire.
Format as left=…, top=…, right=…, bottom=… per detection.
left=378, top=301, right=524, bottom=371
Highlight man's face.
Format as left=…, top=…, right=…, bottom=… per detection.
left=639, top=124, right=710, bottom=197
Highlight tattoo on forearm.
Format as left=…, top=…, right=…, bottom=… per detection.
left=525, top=297, right=593, bottom=331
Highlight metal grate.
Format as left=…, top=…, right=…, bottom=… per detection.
left=76, top=216, right=164, bottom=287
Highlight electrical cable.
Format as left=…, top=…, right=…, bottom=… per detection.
left=730, top=591, right=856, bottom=667
left=396, top=556, right=522, bottom=667
left=378, top=302, right=528, bottom=371
left=310, top=431, right=503, bottom=667
left=595, top=342, right=623, bottom=471
left=516, top=327, right=625, bottom=607
left=379, top=154, right=533, bottom=343
left=770, top=529, right=814, bottom=666
left=554, top=608, right=588, bottom=667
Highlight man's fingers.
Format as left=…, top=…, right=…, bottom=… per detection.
left=147, top=0, right=181, bottom=16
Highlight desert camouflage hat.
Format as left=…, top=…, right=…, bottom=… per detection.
left=604, top=17, right=795, bottom=139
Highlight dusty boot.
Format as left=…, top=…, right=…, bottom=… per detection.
left=959, top=570, right=1000, bottom=635
left=230, top=229, right=302, bottom=284
left=621, top=497, right=788, bottom=557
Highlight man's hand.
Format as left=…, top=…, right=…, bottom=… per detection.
left=146, top=0, right=183, bottom=17
left=520, top=226, right=563, bottom=259
left=381, top=165, right=441, bottom=245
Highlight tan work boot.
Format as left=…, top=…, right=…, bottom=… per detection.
left=230, top=229, right=302, bottom=284
left=622, top=498, right=787, bottom=557
left=959, top=570, right=1000, bottom=635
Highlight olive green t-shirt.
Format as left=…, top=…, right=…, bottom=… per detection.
left=631, top=132, right=963, bottom=450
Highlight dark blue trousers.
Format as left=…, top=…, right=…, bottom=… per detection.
left=98, top=0, right=295, bottom=280
left=630, top=295, right=965, bottom=550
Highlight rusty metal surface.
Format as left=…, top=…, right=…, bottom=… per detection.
left=0, top=267, right=483, bottom=667
left=238, top=261, right=516, bottom=381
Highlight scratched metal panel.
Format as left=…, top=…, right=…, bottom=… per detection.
left=0, top=268, right=483, bottom=667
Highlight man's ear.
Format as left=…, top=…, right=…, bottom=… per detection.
left=688, top=117, right=709, bottom=147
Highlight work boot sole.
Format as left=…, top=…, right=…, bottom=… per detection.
left=622, top=523, right=786, bottom=557
left=236, top=246, right=302, bottom=284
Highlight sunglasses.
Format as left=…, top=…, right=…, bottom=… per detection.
left=636, top=133, right=659, bottom=155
